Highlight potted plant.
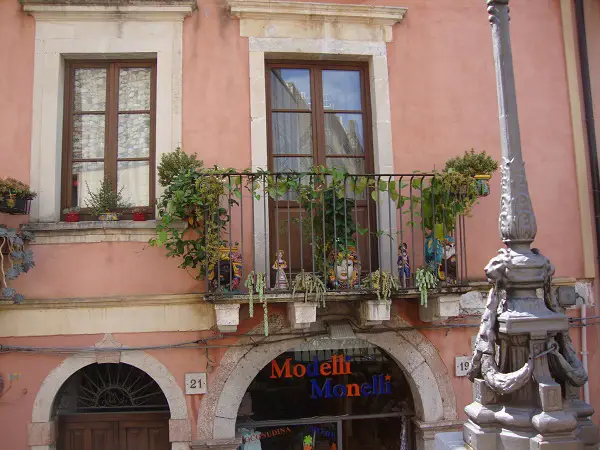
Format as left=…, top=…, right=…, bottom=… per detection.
left=0, top=177, right=37, bottom=215
left=132, top=208, right=148, bottom=222
left=414, top=150, right=498, bottom=282
left=62, top=207, right=80, bottom=223
left=444, top=149, right=498, bottom=197
left=85, top=175, right=130, bottom=221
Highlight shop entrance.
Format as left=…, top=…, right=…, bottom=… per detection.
left=236, top=336, right=414, bottom=450
left=53, top=363, right=170, bottom=450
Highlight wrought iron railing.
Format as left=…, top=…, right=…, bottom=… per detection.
left=159, top=172, right=472, bottom=296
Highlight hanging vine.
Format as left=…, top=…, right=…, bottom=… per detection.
left=416, top=267, right=437, bottom=306
left=244, top=271, right=268, bottom=335
left=362, top=270, right=398, bottom=302
left=0, top=226, right=34, bottom=303
left=292, top=271, right=326, bottom=307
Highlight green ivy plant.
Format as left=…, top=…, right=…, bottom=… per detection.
left=416, top=267, right=437, bottom=306
left=150, top=166, right=239, bottom=280
left=244, top=271, right=268, bottom=335
left=0, top=225, right=34, bottom=303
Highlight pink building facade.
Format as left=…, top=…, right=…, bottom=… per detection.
left=0, top=1, right=599, bottom=449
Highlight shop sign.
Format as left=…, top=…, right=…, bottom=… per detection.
left=241, top=427, right=292, bottom=443
left=270, top=354, right=392, bottom=399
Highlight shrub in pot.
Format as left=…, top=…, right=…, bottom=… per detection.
left=85, top=175, right=130, bottom=221
left=0, top=177, right=37, bottom=215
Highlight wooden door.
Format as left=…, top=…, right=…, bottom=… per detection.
left=60, top=419, right=118, bottom=450
left=58, top=413, right=169, bottom=450
left=119, top=417, right=169, bottom=450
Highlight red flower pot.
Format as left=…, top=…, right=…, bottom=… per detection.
left=65, top=212, right=80, bottom=223
left=133, top=212, right=146, bottom=221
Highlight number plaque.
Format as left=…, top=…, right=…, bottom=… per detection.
left=185, top=373, right=207, bottom=395
left=455, top=356, right=471, bottom=377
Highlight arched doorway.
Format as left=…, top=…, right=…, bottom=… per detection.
left=54, top=363, right=170, bottom=450
left=236, top=336, right=414, bottom=450
left=196, top=316, right=458, bottom=450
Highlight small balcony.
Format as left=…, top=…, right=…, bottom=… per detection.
left=153, top=170, right=484, bottom=314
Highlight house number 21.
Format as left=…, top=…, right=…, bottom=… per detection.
left=185, top=373, right=207, bottom=395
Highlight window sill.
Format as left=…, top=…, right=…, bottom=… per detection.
left=23, top=220, right=170, bottom=245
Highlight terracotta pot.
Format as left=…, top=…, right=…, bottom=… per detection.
left=98, top=212, right=119, bottom=221
left=133, top=212, right=146, bottom=221
left=65, top=212, right=80, bottom=223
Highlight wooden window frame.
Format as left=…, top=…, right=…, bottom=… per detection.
left=266, top=60, right=374, bottom=174
left=61, top=60, right=157, bottom=221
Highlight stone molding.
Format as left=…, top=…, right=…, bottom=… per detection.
left=195, top=315, right=457, bottom=446
left=29, top=335, right=191, bottom=450
left=0, top=294, right=213, bottom=337
left=22, top=1, right=195, bottom=21
left=228, top=1, right=407, bottom=26
left=23, top=220, right=177, bottom=244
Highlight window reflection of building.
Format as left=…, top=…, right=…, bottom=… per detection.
left=270, top=69, right=365, bottom=174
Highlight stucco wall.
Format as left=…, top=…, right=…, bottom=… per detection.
left=0, top=0, right=585, bottom=301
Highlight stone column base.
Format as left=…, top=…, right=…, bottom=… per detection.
left=413, top=419, right=463, bottom=450
left=190, top=438, right=241, bottom=450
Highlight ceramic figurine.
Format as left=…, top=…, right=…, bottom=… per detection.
left=328, top=246, right=360, bottom=289
left=272, top=249, right=289, bottom=290
left=209, top=245, right=242, bottom=292
left=397, top=243, right=410, bottom=286
left=437, top=237, right=457, bottom=284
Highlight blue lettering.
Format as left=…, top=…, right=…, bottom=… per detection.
left=306, top=357, right=320, bottom=377
left=333, top=384, right=347, bottom=398
left=360, top=382, right=372, bottom=396
left=310, top=378, right=332, bottom=398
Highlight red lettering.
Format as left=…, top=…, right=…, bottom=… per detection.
left=293, top=363, right=307, bottom=378
left=271, top=358, right=292, bottom=378
left=320, top=362, right=332, bottom=376
left=347, top=383, right=360, bottom=397
left=331, top=355, right=339, bottom=375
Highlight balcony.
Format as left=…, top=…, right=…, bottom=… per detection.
left=151, top=169, right=486, bottom=329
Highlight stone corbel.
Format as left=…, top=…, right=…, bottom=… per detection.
left=360, top=299, right=391, bottom=325
left=418, top=295, right=461, bottom=323
left=214, top=303, right=241, bottom=332
left=287, top=302, right=317, bottom=330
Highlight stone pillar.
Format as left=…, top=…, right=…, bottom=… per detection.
left=458, top=1, right=599, bottom=449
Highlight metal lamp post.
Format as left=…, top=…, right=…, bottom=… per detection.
left=463, top=1, right=598, bottom=449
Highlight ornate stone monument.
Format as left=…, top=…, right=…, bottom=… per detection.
left=461, top=1, right=599, bottom=449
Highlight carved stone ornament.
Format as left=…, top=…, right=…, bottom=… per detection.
left=462, top=1, right=598, bottom=448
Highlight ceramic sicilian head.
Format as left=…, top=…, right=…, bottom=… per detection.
left=328, top=247, right=360, bottom=289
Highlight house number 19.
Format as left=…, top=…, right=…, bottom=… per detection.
left=185, top=373, right=207, bottom=395
left=455, top=356, right=471, bottom=377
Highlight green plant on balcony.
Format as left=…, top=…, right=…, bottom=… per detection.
left=151, top=152, right=241, bottom=281
left=0, top=225, right=34, bottom=303
left=362, top=269, right=399, bottom=302
left=157, top=147, right=204, bottom=187
left=412, top=150, right=498, bottom=278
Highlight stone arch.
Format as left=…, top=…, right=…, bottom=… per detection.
left=196, top=314, right=458, bottom=443
left=28, top=334, right=191, bottom=450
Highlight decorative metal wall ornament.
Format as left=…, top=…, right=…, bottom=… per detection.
left=53, top=363, right=168, bottom=414
left=463, top=0, right=598, bottom=448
